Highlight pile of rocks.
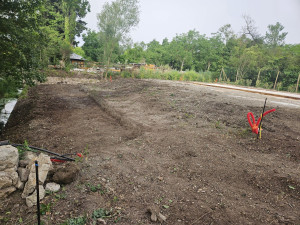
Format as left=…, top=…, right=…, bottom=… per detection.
left=0, top=145, right=63, bottom=207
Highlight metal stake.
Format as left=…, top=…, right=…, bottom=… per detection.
left=35, top=160, right=41, bottom=225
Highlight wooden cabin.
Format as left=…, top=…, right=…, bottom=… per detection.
left=70, top=53, right=85, bottom=68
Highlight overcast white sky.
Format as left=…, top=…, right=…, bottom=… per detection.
left=76, top=0, right=300, bottom=46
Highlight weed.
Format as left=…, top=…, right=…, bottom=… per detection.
left=113, top=196, right=119, bottom=202
left=40, top=203, right=51, bottom=215
left=215, top=121, right=222, bottom=129
left=55, top=192, right=66, bottom=199
left=65, top=216, right=86, bottom=225
left=86, top=183, right=105, bottom=194
left=92, top=208, right=111, bottom=220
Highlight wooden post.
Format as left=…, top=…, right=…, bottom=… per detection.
left=273, top=70, right=280, bottom=89
left=296, top=72, right=300, bottom=93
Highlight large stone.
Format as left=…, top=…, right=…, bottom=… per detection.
left=0, top=145, right=19, bottom=171
left=23, top=151, right=37, bottom=161
left=22, top=153, right=52, bottom=198
left=0, top=170, right=18, bottom=188
left=25, top=185, right=45, bottom=207
left=45, top=182, right=60, bottom=192
left=19, top=159, right=30, bottom=168
left=52, top=162, right=79, bottom=184
left=0, top=172, right=12, bottom=189
left=18, top=167, right=29, bottom=182
left=0, top=186, right=16, bottom=199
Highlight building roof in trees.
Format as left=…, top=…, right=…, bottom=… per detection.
left=70, top=53, right=85, bottom=61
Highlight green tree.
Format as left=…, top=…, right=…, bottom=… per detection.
left=97, top=0, right=140, bottom=79
left=265, top=22, right=288, bottom=47
left=82, top=30, right=103, bottom=61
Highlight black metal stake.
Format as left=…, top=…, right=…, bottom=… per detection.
left=35, top=160, right=41, bottom=225
left=257, top=98, right=267, bottom=139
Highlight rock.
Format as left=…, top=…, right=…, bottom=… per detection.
left=97, top=218, right=107, bottom=224
left=147, top=206, right=167, bottom=222
left=45, top=182, right=60, bottom=192
left=23, top=151, right=37, bottom=161
left=0, top=186, right=16, bottom=198
left=16, top=178, right=24, bottom=190
left=18, top=167, right=29, bottom=182
left=0, top=172, right=13, bottom=189
left=52, top=162, right=79, bottom=184
left=22, top=153, right=52, bottom=198
left=19, top=159, right=30, bottom=168
left=147, top=206, right=159, bottom=222
left=0, top=145, right=19, bottom=171
left=25, top=185, right=45, bottom=207
left=158, top=213, right=167, bottom=222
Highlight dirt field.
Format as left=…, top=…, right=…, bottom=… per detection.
left=1, top=76, right=300, bottom=224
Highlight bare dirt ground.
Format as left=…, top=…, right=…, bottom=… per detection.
left=1, top=76, right=300, bottom=224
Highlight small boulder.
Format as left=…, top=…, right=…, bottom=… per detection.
left=26, top=185, right=45, bottom=207
left=22, top=153, right=52, bottom=198
left=45, top=182, right=60, bottom=192
left=52, top=162, right=79, bottom=184
left=0, top=186, right=16, bottom=199
left=0, top=145, right=19, bottom=171
left=19, top=159, right=30, bottom=168
left=17, top=167, right=29, bottom=182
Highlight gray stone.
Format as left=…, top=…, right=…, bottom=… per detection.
left=22, top=153, right=52, bottom=198
left=19, top=159, right=30, bottom=168
left=45, top=182, right=60, bottom=192
left=0, top=170, right=18, bottom=188
left=23, top=151, right=37, bottom=161
left=25, top=185, right=45, bottom=207
left=16, top=178, right=24, bottom=190
left=0, top=186, right=16, bottom=198
left=0, top=171, right=12, bottom=189
left=0, top=145, right=19, bottom=171
left=18, top=167, right=29, bottom=182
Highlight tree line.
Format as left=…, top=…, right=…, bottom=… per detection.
left=82, top=15, right=300, bottom=92
left=0, top=0, right=90, bottom=98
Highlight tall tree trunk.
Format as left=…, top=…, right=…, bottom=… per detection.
left=219, top=68, right=223, bottom=81
left=180, top=59, right=185, bottom=72
left=257, top=69, right=261, bottom=81
left=235, top=69, right=239, bottom=82
left=273, top=70, right=280, bottom=89
left=207, top=62, right=211, bottom=71
left=296, top=72, right=300, bottom=93
left=64, top=15, right=70, bottom=44
left=222, top=68, right=227, bottom=80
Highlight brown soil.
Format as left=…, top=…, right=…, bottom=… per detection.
left=1, top=76, right=300, bottom=225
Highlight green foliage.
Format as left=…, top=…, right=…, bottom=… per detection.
left=66, top=216, right=86, bottom=225
left=92, top=208, right=111, bottom=220
left=82, top=30, right=103, bottom=61
left=40, top=203, right=52, bottom=215
left=97, top=0, right=140, bottom=78
left=117, top=22, right=298, bottom=92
